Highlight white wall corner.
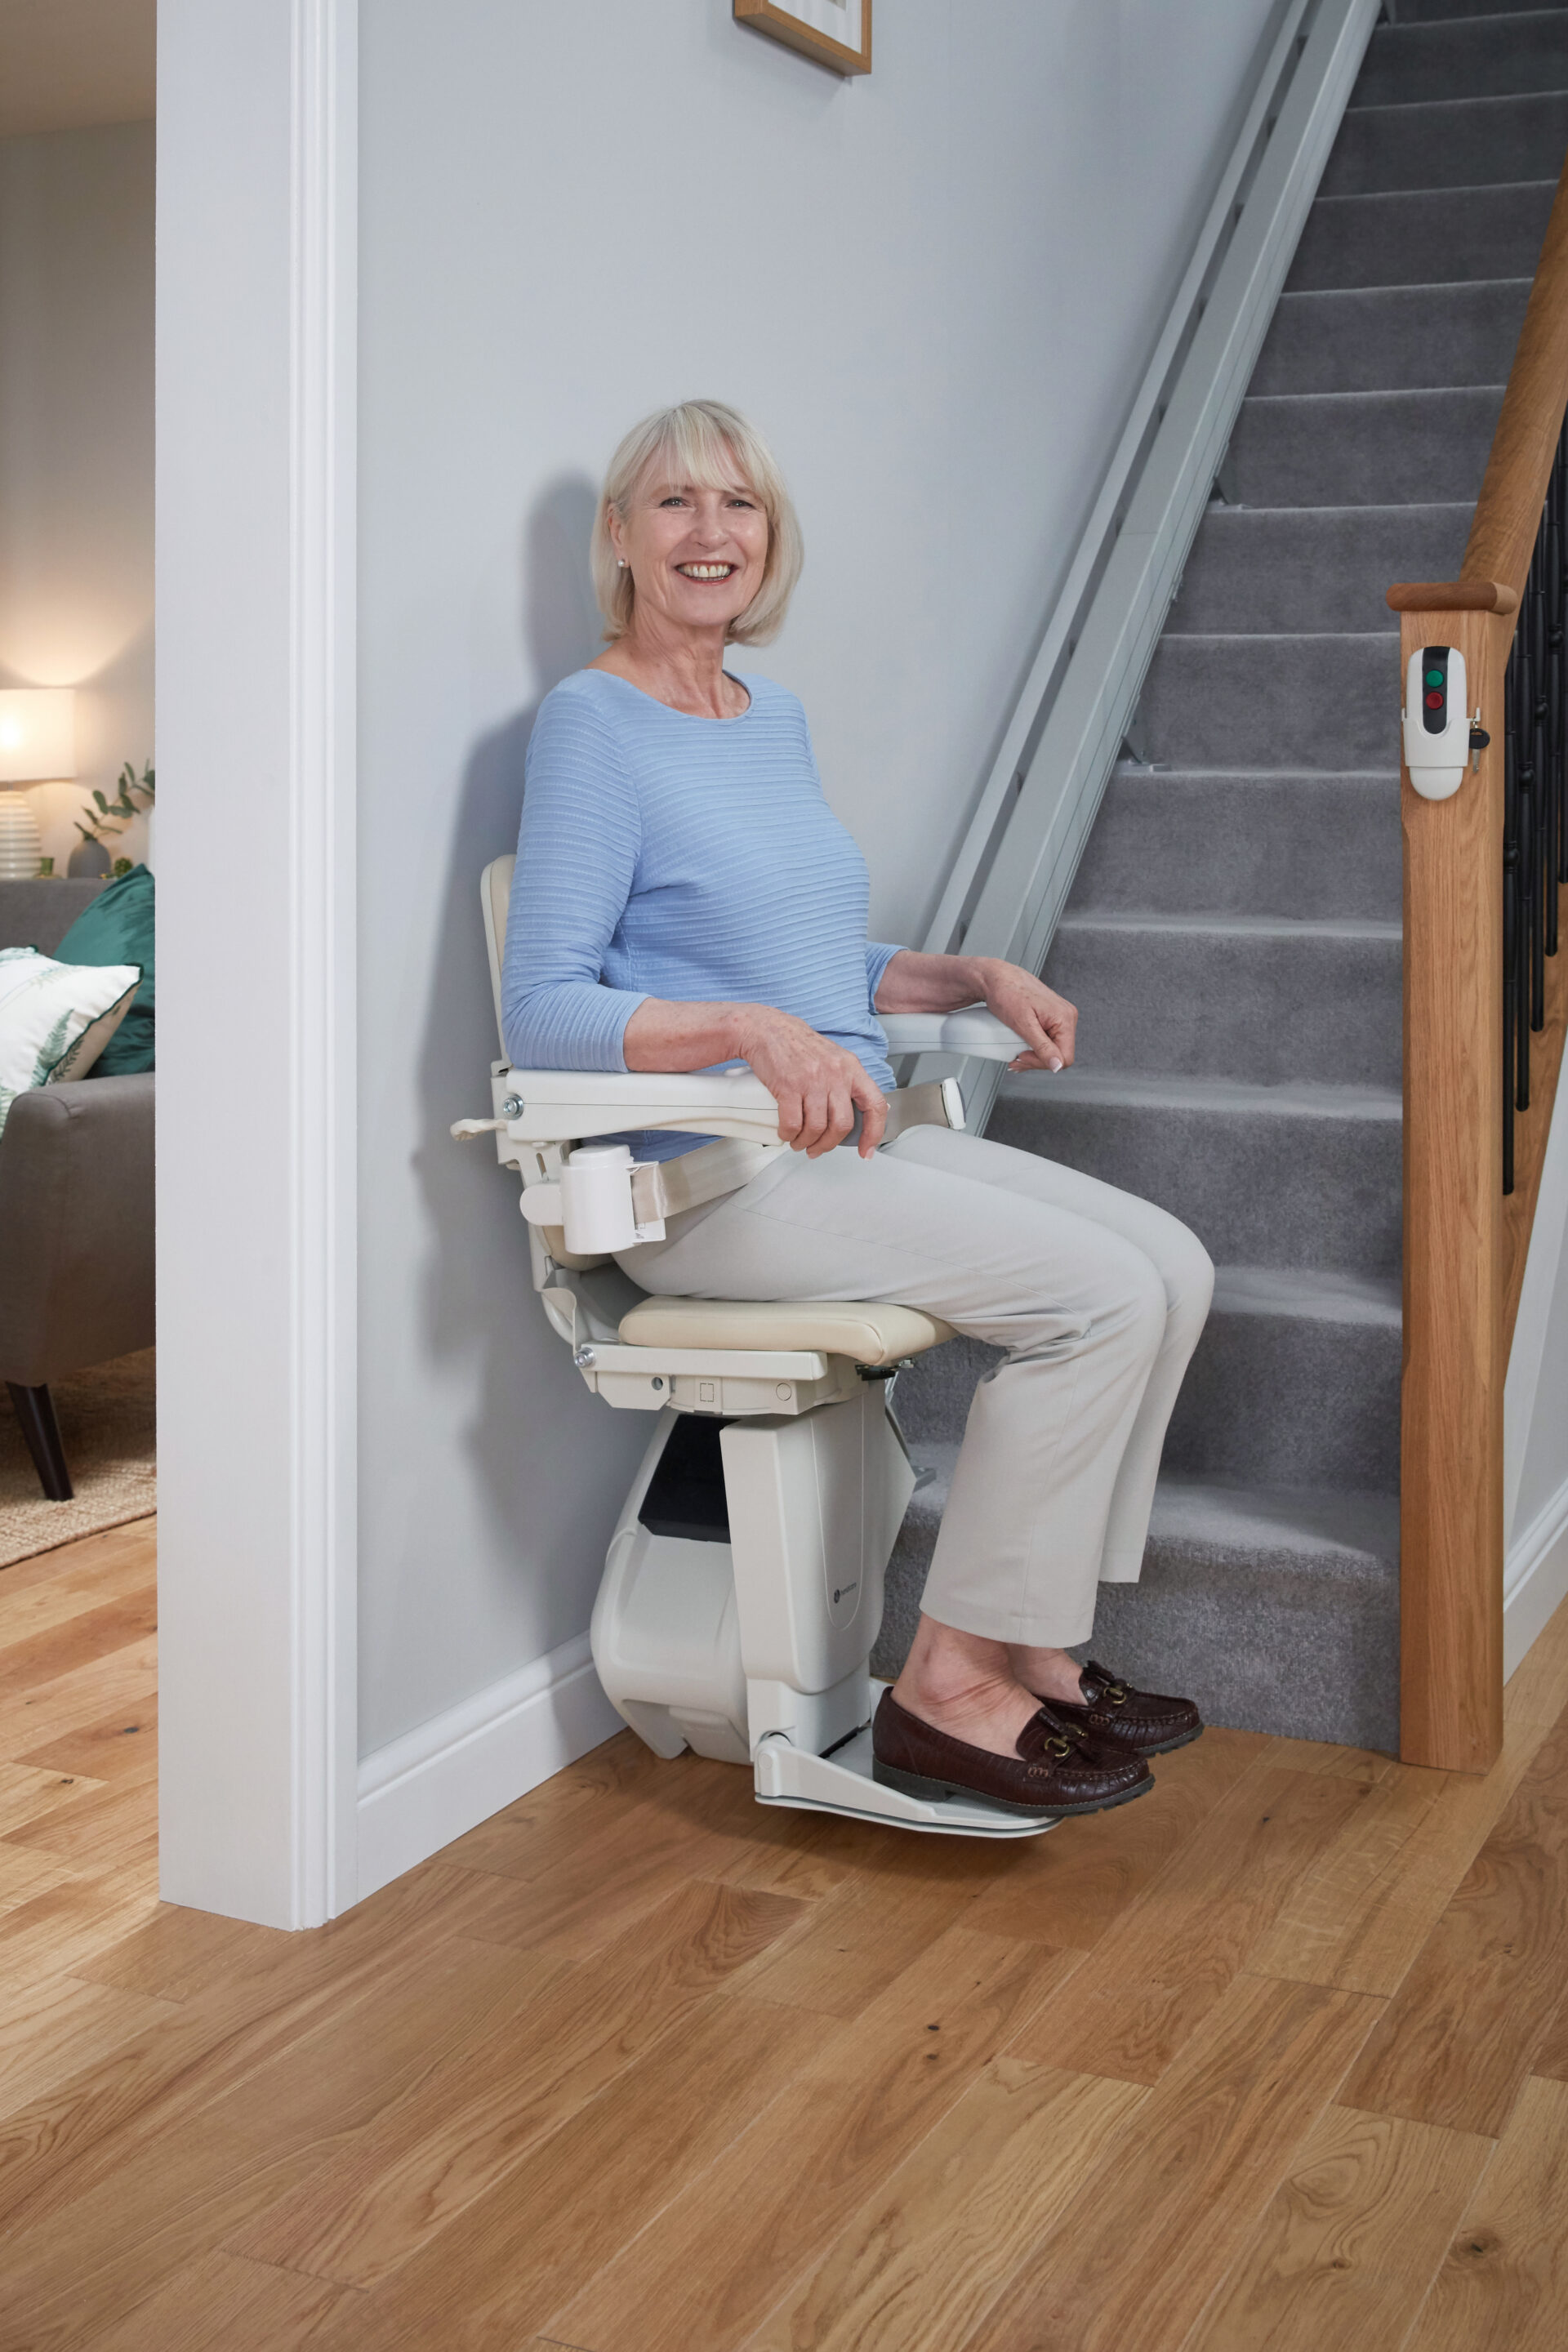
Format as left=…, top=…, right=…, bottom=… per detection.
left=355, top=1642, right=622, bottom=1903
left=1503, top=1051, right=1568, bottom=1547
left=1503, top=1048, right=1568, bottom=1683
left=156, top=0, right=359, bottom=1927
left=1504, top=1475, right=1568, bottom=1683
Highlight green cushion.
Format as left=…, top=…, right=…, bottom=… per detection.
left=52, top=864, right=155, bottom=1075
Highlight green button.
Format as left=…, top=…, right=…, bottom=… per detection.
left=1425, top=667, right=1444, bottom=686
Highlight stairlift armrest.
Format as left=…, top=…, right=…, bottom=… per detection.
left=495, top=1067, right=786, bottom=1149
left=879, top=1009, right=1028, bottom=1060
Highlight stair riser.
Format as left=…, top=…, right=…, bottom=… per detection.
left=1170, top=502, right=1470, bottom=635
left=1045, top=1569, right=1397, bottom=1748
left=1321, top=91, right=1568, bottom=195
left=1229, top=388, right=1503, bottom=510
left=875, top=1526, right=1399, bottom=1751
left=1252, top=283, right=1529, bottom=399
left=1352, top=16, right=1568, bottom=106
left=893, top=1310, right=1398, bottom=1488
left=1071, top=773, right=1401, bottom=921
left=1165, top=1312, right=1401, bottom=1487
left=1138, top=635, right=1396, bottom=769
left=1287, top=184, right=1555, bottom=295
left=1045, top=925, right=1401, bottom=1088
left=988, top=1089, right=1401, bottom=1279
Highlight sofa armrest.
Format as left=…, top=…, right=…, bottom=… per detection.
left=0, top=1074, right=155, bottom=1388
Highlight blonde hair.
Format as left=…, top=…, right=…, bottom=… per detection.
left=590, top=399, right=804, bottom=646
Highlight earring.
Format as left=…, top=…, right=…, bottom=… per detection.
left=617, top=558, right=627, bottom=568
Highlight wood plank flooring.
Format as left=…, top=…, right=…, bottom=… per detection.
left=2, top=1520, right=1568, bottom=2349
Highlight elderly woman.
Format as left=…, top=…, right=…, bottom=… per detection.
left=503, top=399, right=1214, bottom=1819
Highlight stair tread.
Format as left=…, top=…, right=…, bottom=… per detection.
left=898, top=1446, right=1398, bottom=1574
left=1108, top=761, right=1401, bottom=779
left=1056, top=910, right=1401, bottom=942
left=1339, top=93, right=1568, bottom=123
left=1307, top=178, right=1557, bottom=207
left=1243, top=381, right=1507, bottom=408
left=1210, top=1264, right=1401, bottom=1325
left=1001, top=1068, right=1402, bottom=1120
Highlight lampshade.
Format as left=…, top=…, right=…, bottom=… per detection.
left=0, top=688, right=77, bottom=784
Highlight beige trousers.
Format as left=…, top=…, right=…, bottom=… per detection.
left=617, top=1124, right=1214, bottom=1649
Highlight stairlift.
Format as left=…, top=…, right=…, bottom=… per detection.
left=455, top=857, right=1058, bottom=1838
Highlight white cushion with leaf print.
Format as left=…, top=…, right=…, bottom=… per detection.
left=0, top=947, right=142, bottom=1137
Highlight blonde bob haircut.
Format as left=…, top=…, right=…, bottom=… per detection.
left=590, top=399, right=804, bottom=647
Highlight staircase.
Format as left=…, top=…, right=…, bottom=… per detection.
left=878, top=2, right=1568, bottom=1751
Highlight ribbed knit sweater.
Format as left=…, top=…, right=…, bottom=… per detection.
left=501, top=668, right=902, bottom=1160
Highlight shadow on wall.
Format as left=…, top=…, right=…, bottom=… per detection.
left=410, top=473, right=648, bottom=1590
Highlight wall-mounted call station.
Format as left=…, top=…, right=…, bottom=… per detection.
left=1403, top=644, right=1476, bottom=801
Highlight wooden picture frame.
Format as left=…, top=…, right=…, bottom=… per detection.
left=734, top=0, right=871, bottom=78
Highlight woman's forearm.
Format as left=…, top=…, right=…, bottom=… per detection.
left=872, top=949, right=993, bottom=1015
left=623, top=996, right=753, bottom=1071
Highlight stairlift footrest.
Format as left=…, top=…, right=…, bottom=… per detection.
left=753, top=1731, right=1060, bottom=1839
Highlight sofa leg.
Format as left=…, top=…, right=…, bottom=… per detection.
left=7, top=1383, right=74, bottom=1502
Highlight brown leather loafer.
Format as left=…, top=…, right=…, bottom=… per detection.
left=1044, top=1659, right=1204, bottom=1757
left=871, top=1688, right=1153, bottom=1818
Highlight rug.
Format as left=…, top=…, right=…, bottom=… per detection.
left=0, top=1350, right=156, bottom=1568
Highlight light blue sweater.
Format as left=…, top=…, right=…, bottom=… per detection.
left=501, top=669, right=902, bottom=1161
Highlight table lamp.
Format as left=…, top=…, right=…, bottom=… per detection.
left=0, top=688, right=76, bottom=880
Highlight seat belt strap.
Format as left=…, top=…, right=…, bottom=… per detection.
left=628, top=1077, right=965, bottom=1227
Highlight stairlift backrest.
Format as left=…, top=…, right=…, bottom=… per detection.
left=482, top=853, right=516, bottom=1049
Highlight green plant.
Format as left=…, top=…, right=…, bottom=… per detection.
left=75, top=760, right=155, bottom=851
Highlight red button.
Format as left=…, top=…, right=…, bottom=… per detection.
left=1425, top=690, right=1444, bottom=710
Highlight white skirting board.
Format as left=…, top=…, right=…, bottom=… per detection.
left=1503, top=1476, right=1568, bottom=1686
left=355, top=1634, right=623, bottom=1902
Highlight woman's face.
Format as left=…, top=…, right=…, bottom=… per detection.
left=608, top=464, right=770, bottom=640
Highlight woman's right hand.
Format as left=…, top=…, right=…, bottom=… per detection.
left=737, top=1006, right=889, bottom=1159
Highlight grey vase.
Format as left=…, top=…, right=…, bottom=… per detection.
left=68, top=839, right=112, bottom=880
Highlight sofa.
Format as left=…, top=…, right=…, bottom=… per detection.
left=0, top=880, right=155, bottom=1499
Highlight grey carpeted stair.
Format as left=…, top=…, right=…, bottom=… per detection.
left=1251, top=287, right=1528, bottom=395
left=990, top=1072, right=1404, bottom=1279
left=1353, top=10, right=1568, bottom=105
left=1322, top=92, right=1568, bottom=191
left=1227, top=388, right=1503, bottom=507
left=1167, top=504, right=1468, bottom=630
left=1286, top=181, right=1555, bottom=287
left=878, top=5, right=1565, bottom=1753
left=1071, top=771, right=1401, bottom=916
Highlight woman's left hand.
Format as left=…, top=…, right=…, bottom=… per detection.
left=976, top=959, right=1078, bottom=1074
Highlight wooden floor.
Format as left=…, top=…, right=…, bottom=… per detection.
left=3, top=1524, right=1568, bottom=2350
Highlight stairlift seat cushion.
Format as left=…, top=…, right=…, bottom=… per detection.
left=617, top=1295, right=954, bottom=1366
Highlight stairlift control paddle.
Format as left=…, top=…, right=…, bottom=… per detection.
left=1402, top=644, right=1471, bottom=801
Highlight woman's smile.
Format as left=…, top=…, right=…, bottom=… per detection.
left=675, top=561, right=737, bottom=580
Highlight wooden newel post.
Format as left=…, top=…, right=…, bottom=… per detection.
left=1399, top=604, right=1505, bottom=1773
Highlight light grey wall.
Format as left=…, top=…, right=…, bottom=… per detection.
left=356, top=0, right=1282, bottom=1753
left=0, top=120, right=154, bottom=870
left=1515, top=1218, right=1568, bottom=1542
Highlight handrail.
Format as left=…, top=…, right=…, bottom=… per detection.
left=902, top=0, right=1380, bottom=1127
left=1386, top=579, right=1517, bottom=615
left=1392, top=151, right=1568, bottom=1775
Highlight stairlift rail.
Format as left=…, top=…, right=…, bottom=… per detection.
left=905, top=0, right=1380, bottom=1137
